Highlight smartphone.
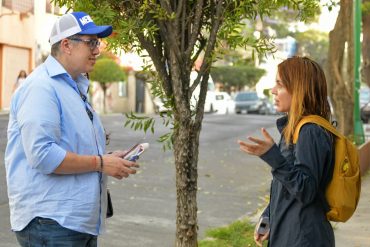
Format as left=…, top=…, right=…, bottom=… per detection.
left=121, top=143, right=140, bottom=158
left=257, top=216, right=269, bottom=235
left=123, top=143, right=149, bottom=161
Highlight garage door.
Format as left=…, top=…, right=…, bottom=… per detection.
left=0, top=45, right=30, bottom=110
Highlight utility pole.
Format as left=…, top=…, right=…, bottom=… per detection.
left=354, top=0, right=365, bottom=144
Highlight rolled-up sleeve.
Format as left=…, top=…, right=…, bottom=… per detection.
left=17, top=83, right=66, bottom=174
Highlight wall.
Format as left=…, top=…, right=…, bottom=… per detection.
left=91, top=71, right=155, bottom=114
left=0, top=6, right=35, bottom=109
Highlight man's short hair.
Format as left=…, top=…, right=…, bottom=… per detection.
left=50, top=34, right=83, bottom=57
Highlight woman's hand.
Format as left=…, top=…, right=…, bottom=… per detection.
left=238, top=128, right=275, bottom=156
left=254, top=222, right=270, bottom=247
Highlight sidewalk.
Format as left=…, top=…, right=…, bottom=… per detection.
left=334, top=124, right=370, bottom=247
left=334, top=174, right=370, bottom=246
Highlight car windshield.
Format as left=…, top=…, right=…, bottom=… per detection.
left=216, top=95, right=224, bottom=100
left=235, top=92, right=259, bottom=101
left=360, top=89, right=370, bottom=103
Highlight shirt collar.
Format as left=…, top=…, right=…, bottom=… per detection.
left=44, top=55, right=67, bottom=78
left=44, top=55, right=90, bottom=95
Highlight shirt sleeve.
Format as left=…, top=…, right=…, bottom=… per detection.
left=261, top=203, right=270, bottom=218
left=260, top=124, right=332, bottom=205
left=16, top=83, right=66, bottom=174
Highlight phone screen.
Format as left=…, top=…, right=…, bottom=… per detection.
left=122, top=143, right=139, bottom=159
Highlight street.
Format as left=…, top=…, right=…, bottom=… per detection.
left=0, top=113, right=279, bottom=246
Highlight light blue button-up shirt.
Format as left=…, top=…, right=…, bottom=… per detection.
left=5, top=55, right=108, bottom=235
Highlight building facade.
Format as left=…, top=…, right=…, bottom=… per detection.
left=0, top=0, right=60, bottom=110
left=0, top=1, right=154, bottom=114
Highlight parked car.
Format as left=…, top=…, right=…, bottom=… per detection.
left=153, top=97, right=169, bottom=113
left=360, top=86, right=370, bottom=108
left=361, top=103, right=370, bottom=123
left=213, top=92, right=235, bottom=114
left=261, top=98, right=277, bottom=115
left=360, top=86, right=370, bottom=123
left=191, top=71, right=217, bottom=113
left=154, top=71, right=217, bottom=114
left=234, top=91, right=270, bottom=114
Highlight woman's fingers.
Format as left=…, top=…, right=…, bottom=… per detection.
left=261, top=128, right=274, bottom=143
left=248, top=136, right=265, bottom=145
left=238, top=129, right=275, bottom=156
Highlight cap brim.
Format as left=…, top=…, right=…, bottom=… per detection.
left=78, top=25, right=113, bottom=38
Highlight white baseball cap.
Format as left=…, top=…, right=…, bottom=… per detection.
left=49, top=12, right=113, bottom=45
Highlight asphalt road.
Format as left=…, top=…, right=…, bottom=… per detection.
left=0, top=113, right=279, bottom=247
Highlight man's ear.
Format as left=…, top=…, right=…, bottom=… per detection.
left=60, top=39, right=72, bottom=55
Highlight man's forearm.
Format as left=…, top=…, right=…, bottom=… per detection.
left=54, top=152, right=100, bottom=174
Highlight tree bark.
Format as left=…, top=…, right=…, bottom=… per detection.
left=362, top=0, right=370, bottom=87
left=100, top=83, right=107, bottom=114
left=327, top=0, right=354, bottom=136
left=173, top=120, right=200, bottom=247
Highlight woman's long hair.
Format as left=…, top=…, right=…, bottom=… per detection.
left=278, top=56, right=331, bottom=144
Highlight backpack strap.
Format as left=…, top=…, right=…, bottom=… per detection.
left=292, top=114, right=335, bottom=214
left=293, top=115, right=338, bottom=144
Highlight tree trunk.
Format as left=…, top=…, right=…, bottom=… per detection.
left=362, top=0, right=370, bottom=87
left=173, top=119, right=200, bottom=247
left=169, top=41, right=203, bottom=245
left=327, top=0, right=354, bottom=136
left=101, top=83, right=107, bottom=114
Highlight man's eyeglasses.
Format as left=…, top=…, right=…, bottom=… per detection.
left=69, top=38, right=101, bottom=50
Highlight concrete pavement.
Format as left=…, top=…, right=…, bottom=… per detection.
left=334, top=124, right=370, bottom=247
left=334, top=173, right=370, bottom=247
left=1, top=111, right=370, bottom=247
left=0, top=113, right=276, bottom=246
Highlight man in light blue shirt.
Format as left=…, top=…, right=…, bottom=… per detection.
left=5, top=12, right=138, bottom=247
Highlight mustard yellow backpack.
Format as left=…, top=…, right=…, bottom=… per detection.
left=293, top=115, right=361, bottom=222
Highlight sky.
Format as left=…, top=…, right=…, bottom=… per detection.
left=316, top=3, right=340, bottom=32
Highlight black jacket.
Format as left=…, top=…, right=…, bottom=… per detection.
left=260, top=116, right=335, bottom=247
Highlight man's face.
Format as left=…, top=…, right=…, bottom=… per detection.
left=67, top=34, right=100, bottom=75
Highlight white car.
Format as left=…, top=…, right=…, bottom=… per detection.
left=213, top=92, right=235, bottom=114
left=191, top=71, right=216, bottom=113
left=155, top=71, right=217, bottom=113
left=153, top=97, right=168, bottom=113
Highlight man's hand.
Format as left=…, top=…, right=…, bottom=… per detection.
left=238, top=128, right=275, bottom=156
left=102, top=154, right=139, bottom=180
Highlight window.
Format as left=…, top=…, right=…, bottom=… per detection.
left=118, top=81, right=127, bottom=97
left=2, top=0, right=34, bottom=14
